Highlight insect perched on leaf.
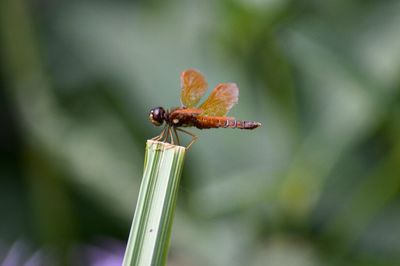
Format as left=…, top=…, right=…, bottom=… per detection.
left=149, top=69, right=262, bottom=149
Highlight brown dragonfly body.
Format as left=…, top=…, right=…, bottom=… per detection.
left=149, top=69, right=261, bottom=148
left=164, top=108, right=260, bottom=130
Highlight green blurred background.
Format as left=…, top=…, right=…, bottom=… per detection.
left=1, top=0, right=400, bottom=265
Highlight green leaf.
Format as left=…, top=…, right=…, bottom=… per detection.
left=123, top=140, right=186, bottom=266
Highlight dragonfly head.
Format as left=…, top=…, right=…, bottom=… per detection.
left=149, top=107, right=165, bottom=126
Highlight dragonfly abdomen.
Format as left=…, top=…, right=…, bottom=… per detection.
left=195, top=117, right=261, bottom=130
left=234, top=120, right=261, bottom=129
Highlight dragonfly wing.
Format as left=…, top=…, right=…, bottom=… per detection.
left=199, top=83, right=239, bottom=116
left=180, top=69, right=208, bottom=108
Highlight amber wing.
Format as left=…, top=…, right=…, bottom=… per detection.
left=199, top=83, right=239, bottom=117
left=180, top=69, right=208, bottom=108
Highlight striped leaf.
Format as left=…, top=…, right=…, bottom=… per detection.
left=123, top=140, right=186, bottom=266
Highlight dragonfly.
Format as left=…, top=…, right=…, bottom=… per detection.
left=149, top=69, right=261, bottom=149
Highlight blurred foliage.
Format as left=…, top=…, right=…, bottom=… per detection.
left=1, top=0, right=400, bottom=265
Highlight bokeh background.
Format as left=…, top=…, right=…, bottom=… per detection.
left=1, top=0, right=400, bottom=265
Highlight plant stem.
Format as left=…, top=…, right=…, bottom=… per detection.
left=123, top=140, right=186, bottom=266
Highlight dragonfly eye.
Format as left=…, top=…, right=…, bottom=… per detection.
left=149, top=107, right=165, bottom=126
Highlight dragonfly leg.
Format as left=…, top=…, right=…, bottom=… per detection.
left=152, top=125, right=168, bottom=141
left=176, top=128, right=198, bottom=149
left=162, top=126, right=170, bottom=143
left=168, top=126, right=174, bottom=145
left=173, top=127, right=180, bottom=146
